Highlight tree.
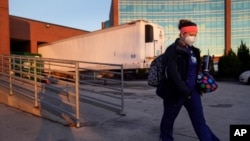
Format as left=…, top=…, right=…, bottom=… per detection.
left=218, top=49, right=241, bottom=78
left=237, top=40, right=250, bottom=72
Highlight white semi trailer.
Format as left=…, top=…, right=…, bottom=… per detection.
left=38, top=20, right=164, bottom=71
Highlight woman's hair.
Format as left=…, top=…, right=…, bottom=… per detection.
left=178, top=19, right=197, bottom=30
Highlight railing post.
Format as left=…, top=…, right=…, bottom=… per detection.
left=120, top=65, right=125, bottom=115
left=9, top=56, right=13, bottom=95
left=75, top=62, right=80, bottom=127
left=28, top=58, right=30, bottom=79
left=34, top=59, right=38, bottom=107
left=19, top=56, right=22, bottom=78
left=48, top=61, right=51, bottom=77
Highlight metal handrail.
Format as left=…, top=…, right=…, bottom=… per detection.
left=0, top=54, right=124, bottom=127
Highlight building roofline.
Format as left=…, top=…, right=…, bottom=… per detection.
left=9, top=15, right=90, bottom=32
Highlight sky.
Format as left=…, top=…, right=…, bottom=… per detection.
left=9, top=0, right=111, bottom=31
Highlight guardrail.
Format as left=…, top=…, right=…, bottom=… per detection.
left=0, top=54, right=124, bottom=127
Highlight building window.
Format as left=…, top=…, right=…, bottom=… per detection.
left=145, top=25, right=153, bottom=42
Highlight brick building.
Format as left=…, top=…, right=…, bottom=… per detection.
left=0, top=0, right=89, bottom=55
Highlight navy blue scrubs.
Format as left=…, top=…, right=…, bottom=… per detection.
left=160, top=47, right=220, bottom=141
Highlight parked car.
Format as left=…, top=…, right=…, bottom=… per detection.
left=239, top=70, right=250, bottom=84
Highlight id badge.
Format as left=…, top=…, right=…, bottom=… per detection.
left=191, top=56, right=197, bottom=64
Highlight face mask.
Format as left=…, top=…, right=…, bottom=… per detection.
left=184, top=35, right=196, bottom=46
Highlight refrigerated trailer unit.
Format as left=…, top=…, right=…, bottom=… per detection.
left=38, top=20, right=164, bottom=71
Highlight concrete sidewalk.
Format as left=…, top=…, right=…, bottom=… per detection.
left=0, top=81, right=250, bottom=141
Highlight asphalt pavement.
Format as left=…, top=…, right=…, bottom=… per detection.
left=0, top=80, right=250, bottom=141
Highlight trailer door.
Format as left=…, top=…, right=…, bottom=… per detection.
left=145, top=24, right=161, bottom=59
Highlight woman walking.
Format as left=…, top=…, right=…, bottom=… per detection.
left=157, top=19, right=220, bottom=141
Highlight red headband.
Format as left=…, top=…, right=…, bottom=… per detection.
left=180, top=26, right=198, bottom=33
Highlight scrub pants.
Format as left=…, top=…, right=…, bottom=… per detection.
left=160, top=91, right=220, bottom=141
